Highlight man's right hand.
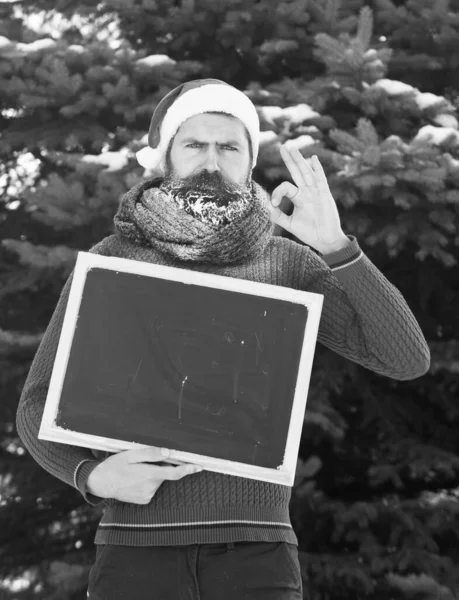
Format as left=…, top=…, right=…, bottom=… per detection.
left=86, top=447, right=203, bottom=504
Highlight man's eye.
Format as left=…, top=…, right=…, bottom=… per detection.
left=185, top=144, right=237, bottom=150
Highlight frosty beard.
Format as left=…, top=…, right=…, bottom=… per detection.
left=160, top=169, right=253, bottom=226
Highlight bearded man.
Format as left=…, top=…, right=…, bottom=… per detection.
left=16, top=79, right=430, bottom=599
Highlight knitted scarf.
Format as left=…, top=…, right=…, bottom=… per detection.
left=113, top=178, right=275, bottom=265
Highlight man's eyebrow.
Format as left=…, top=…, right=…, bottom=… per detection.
left=180, top=137, right=242, bottom=146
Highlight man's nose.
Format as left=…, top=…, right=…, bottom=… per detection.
left=203, top=147, right=220, bottom=172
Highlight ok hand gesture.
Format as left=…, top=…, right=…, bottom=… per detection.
left=267, top=145, right=349, bottom=254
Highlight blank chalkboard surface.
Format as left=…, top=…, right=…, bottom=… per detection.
left=39, top=252, right=323, bottom=485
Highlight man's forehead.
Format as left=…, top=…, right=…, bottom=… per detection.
left=176, top=113, right=246, bottom=141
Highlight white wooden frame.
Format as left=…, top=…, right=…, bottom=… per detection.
left=39, top=251, right=324, bottom=486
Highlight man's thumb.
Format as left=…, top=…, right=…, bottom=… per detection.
left=124, top=446, right=170, bottom=464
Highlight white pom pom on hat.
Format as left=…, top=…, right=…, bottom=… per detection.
left=136, top=78, right=260, bottom=171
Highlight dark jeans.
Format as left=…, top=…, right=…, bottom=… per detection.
left=87, top=541, right=303, bottom=599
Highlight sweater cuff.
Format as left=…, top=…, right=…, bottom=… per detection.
left=320, top=235, right=363, bottom=272
left=74, top=459, right=105, bottom=506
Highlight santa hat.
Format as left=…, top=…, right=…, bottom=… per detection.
left=136, top=78, right=260, bottom=171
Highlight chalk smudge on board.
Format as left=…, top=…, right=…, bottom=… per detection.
left=251, top=440, right=261, bottom=464
left=233, top=340, right=245, bottom=403
left=132, top=357, right=143, bottom=384
left=255, top=331, right=262, bottom=366
left=178, top=375, right=188, bottom=420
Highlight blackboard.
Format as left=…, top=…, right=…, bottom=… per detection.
left=39, top=252, right=323, bottom=485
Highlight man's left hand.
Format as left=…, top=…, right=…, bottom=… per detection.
left=268, top=145, right=350, bottom=254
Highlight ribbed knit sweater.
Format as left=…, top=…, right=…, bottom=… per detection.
left=16, top=231, right=430, bottom=547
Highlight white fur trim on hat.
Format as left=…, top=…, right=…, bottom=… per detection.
left=136, top=83, right=259, bottom=171
left=136, top=146, right=162, bottom=169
